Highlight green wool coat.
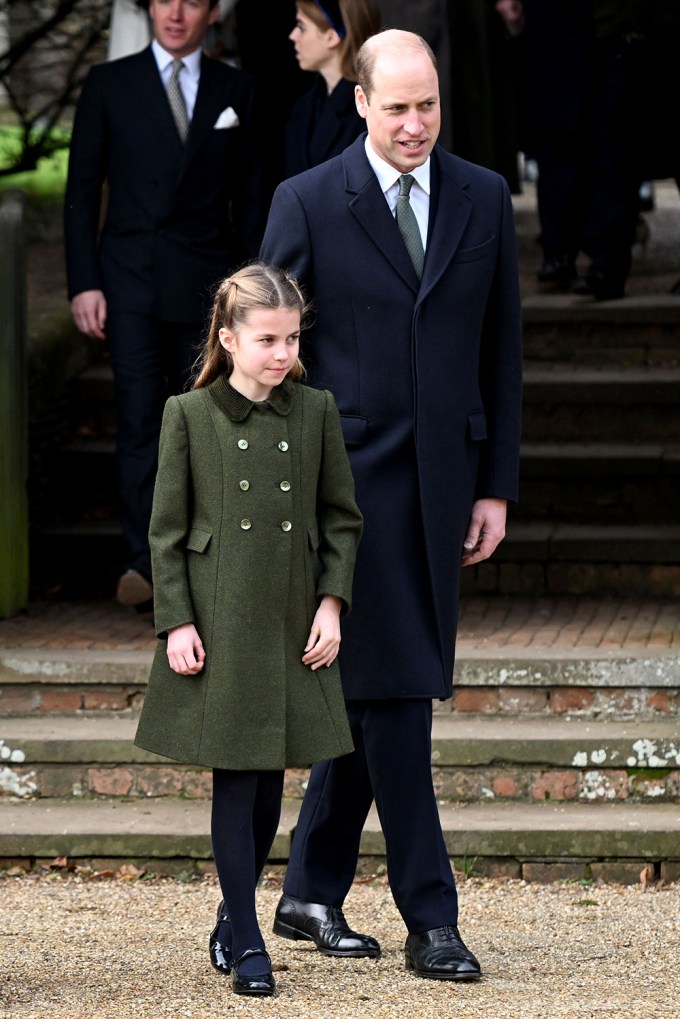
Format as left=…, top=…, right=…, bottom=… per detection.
left=134, top=375, right=362, bottom=770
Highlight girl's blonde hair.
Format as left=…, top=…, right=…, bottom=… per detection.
left=297, top=0, right=380, bottom=81
left=193, top=263, right=310, bottom=390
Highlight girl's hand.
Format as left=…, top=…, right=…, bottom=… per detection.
left=302, top=596, right=342, bottom=671
left=167, top=623, right=206, bottom=676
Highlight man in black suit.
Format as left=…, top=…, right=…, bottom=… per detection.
left=261, top=29, right=522, bottom=981
left=64, top=0, right=262, bottom=605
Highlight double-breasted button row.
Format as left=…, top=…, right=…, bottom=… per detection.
left=236, top=480, right=291, bottom=491
left=236, top=439, right=290, bottom=451
left=239, top=519, right=292, bottom=532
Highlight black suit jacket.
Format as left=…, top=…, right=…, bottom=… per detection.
left=64, top=47, right=262, bottom=323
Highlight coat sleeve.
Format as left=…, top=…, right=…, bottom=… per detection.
left=314, top=391, right=363, bottom=614
left=148, top=396, right=196, bottom=637
left=476, top=177, right=523, bottom=502
left=63, top=65, right=108, bottom=299
left=260, top=180, right=314, bottom=287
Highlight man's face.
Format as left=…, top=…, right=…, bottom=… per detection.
left=355, top=48, right=440, bottom=174
left=149, top=0, right=219, bottom=59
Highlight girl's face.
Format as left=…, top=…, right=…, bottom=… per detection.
left=219, top=307, right=301, bottom=402
left=289, top=6, right=340, bottom=74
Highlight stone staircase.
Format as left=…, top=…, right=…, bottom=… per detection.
left=1, top=614, right=679, bottom=882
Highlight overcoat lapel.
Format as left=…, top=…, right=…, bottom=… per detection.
left=343, top=138, right=419, bottom=294
left=417, top=147, right=473, bottom=305
left=181, top=55, right=226, bottom=171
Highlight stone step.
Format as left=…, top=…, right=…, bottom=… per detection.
left=2, top=644, right=677, bottom=720
left=522, top=367, right=680, bottom=442
left=1, top=797, right=678, bottom=881
left=517, top=442, right=680, bottom=524
left=522, top=294, right=680, bottom=366
left=462, top=523, right=680, bottom=598
left=2, top=715, right=678, bottom=804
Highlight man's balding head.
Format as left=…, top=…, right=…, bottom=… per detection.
left=356, top=29, right=438, bottom=101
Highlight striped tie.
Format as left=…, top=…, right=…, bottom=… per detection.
left=395, top=174, right=424, bottom=279
left=167, top=58, right=189, bottom=142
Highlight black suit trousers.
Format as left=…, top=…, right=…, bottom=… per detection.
left=283, top=698, right=459, bottom=933
left=106, top=311, right=202, bottom=576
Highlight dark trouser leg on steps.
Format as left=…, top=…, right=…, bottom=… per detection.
left=212, top=769, right=284, bottom=975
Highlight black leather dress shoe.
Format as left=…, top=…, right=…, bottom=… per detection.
left=405, top=926, right=481, bottom=981
left=209, top=900, right=232, bottom=975
left=231, top=948, right=275, bottom=996
left=536, top=256, right=576, bottom=284
left=273, top=893, right=380, bottom=958
left=573, top=271, right=625, bottom=301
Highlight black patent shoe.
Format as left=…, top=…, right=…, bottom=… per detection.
left=405, top=925, right=481, bottom=981
left=209, top=900, right=233, bottom=975
left=231, top=949, right=276, bottom=996
left=573, top=271, right=625, bottom=301
left=273, top=893, right=380, bottom=957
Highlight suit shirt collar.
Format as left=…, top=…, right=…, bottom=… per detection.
left=363, top=136, right=431, bottom=196
left=208, top=373, right=296, bottom=420
left=151, top=39, right=202, bottom=82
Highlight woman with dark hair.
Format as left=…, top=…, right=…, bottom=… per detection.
left=285, top=0, right=380, bottom=177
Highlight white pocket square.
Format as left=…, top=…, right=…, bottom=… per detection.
left=213, top=106, right=240, bottom=130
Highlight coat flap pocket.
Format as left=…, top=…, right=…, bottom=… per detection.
left=340, top=414, right=368, bottom=447
left=452, top=235, right=495, bottom=264
left=307, top=524, right=320, bottom=551
left=186, top=527, right=212, bottom=553
left=467, top=410, right=488, bottom=441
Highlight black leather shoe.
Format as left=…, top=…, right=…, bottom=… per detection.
left=671, top=279, right=680, bottom=296
left=536, top=256, right=576, bottom=284
left=405, top=926, right=481, bottom=981
left=209, top=900, right=232, bottom=975
left=231, top=948, right=275, bottom=996
left=573, top=271, right=625, bottom=301
left=273, top=893, right=380, bottom=958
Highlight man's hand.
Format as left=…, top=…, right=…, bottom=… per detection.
left=71, top=289, right=107, bottom=339
left=302, top=595, right=342, bottom=671
left=167, top=623, right=206, bottom=676
left=461, top=498, right=507, bottom=567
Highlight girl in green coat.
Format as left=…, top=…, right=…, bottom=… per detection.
left=134, top=264, right=362, bottom=997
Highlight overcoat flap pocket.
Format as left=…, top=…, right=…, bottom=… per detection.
left=340, top=414, right=368, bottom=447
left=452, top=235, right=495, bottom=264
left=467, top=410, right=488, bottom=441
left=186, top=527, right=212, bottom=553
left=307, top=524, right=320, bottom=551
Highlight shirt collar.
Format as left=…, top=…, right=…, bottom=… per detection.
left=364, top=135, right=431, bottom=196
left=151, top=39, right=202, bottom=81
left=208, top=373, right=296, bottom=420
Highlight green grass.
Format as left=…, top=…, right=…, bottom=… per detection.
left=0, top=124, right=70, bottom=201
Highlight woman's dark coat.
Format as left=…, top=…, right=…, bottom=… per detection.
left=134, top=377, right=362, bottom=770
left=285, top=76, right=364, bottom=178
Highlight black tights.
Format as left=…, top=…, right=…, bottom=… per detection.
left=211, top=768, right=284, bottom=973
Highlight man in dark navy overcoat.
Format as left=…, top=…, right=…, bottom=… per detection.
left=64, top=0, right=262, bottom=605
left=261, top=29, right=522, bottom=980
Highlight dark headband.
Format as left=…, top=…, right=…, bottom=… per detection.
left=313, top=0, right=346, bottom=39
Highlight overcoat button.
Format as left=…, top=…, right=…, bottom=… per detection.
left=239, top=480, right=250, bottom=491
left=279, top=481, right=291, bottom=492
left=281, top=520, right=292, bottom=532
left=278, top=440, right=289, bottom=451
left=238, top=439, right=249, bottom=450
left=240, top=519, right=252, bottom=530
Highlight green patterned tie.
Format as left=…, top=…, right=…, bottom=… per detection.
left=167, top=58, right=189, bottom=142
left=396, top=173, right=424, bottom=279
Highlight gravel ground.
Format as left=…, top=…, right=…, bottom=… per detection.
left=1, top=871, right=678, bottom=1019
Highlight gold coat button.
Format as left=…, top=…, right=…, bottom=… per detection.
left=278, top=440, right=289, bottom=451
left=238, top=439, right=249, bottom=450
left=281, top=520, right=292, bottom=532
left=240, top=519, right=252, bottom=530
left=239, top=480, right=250, bottom=491
left=279, top=481, right=291, bottom=492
